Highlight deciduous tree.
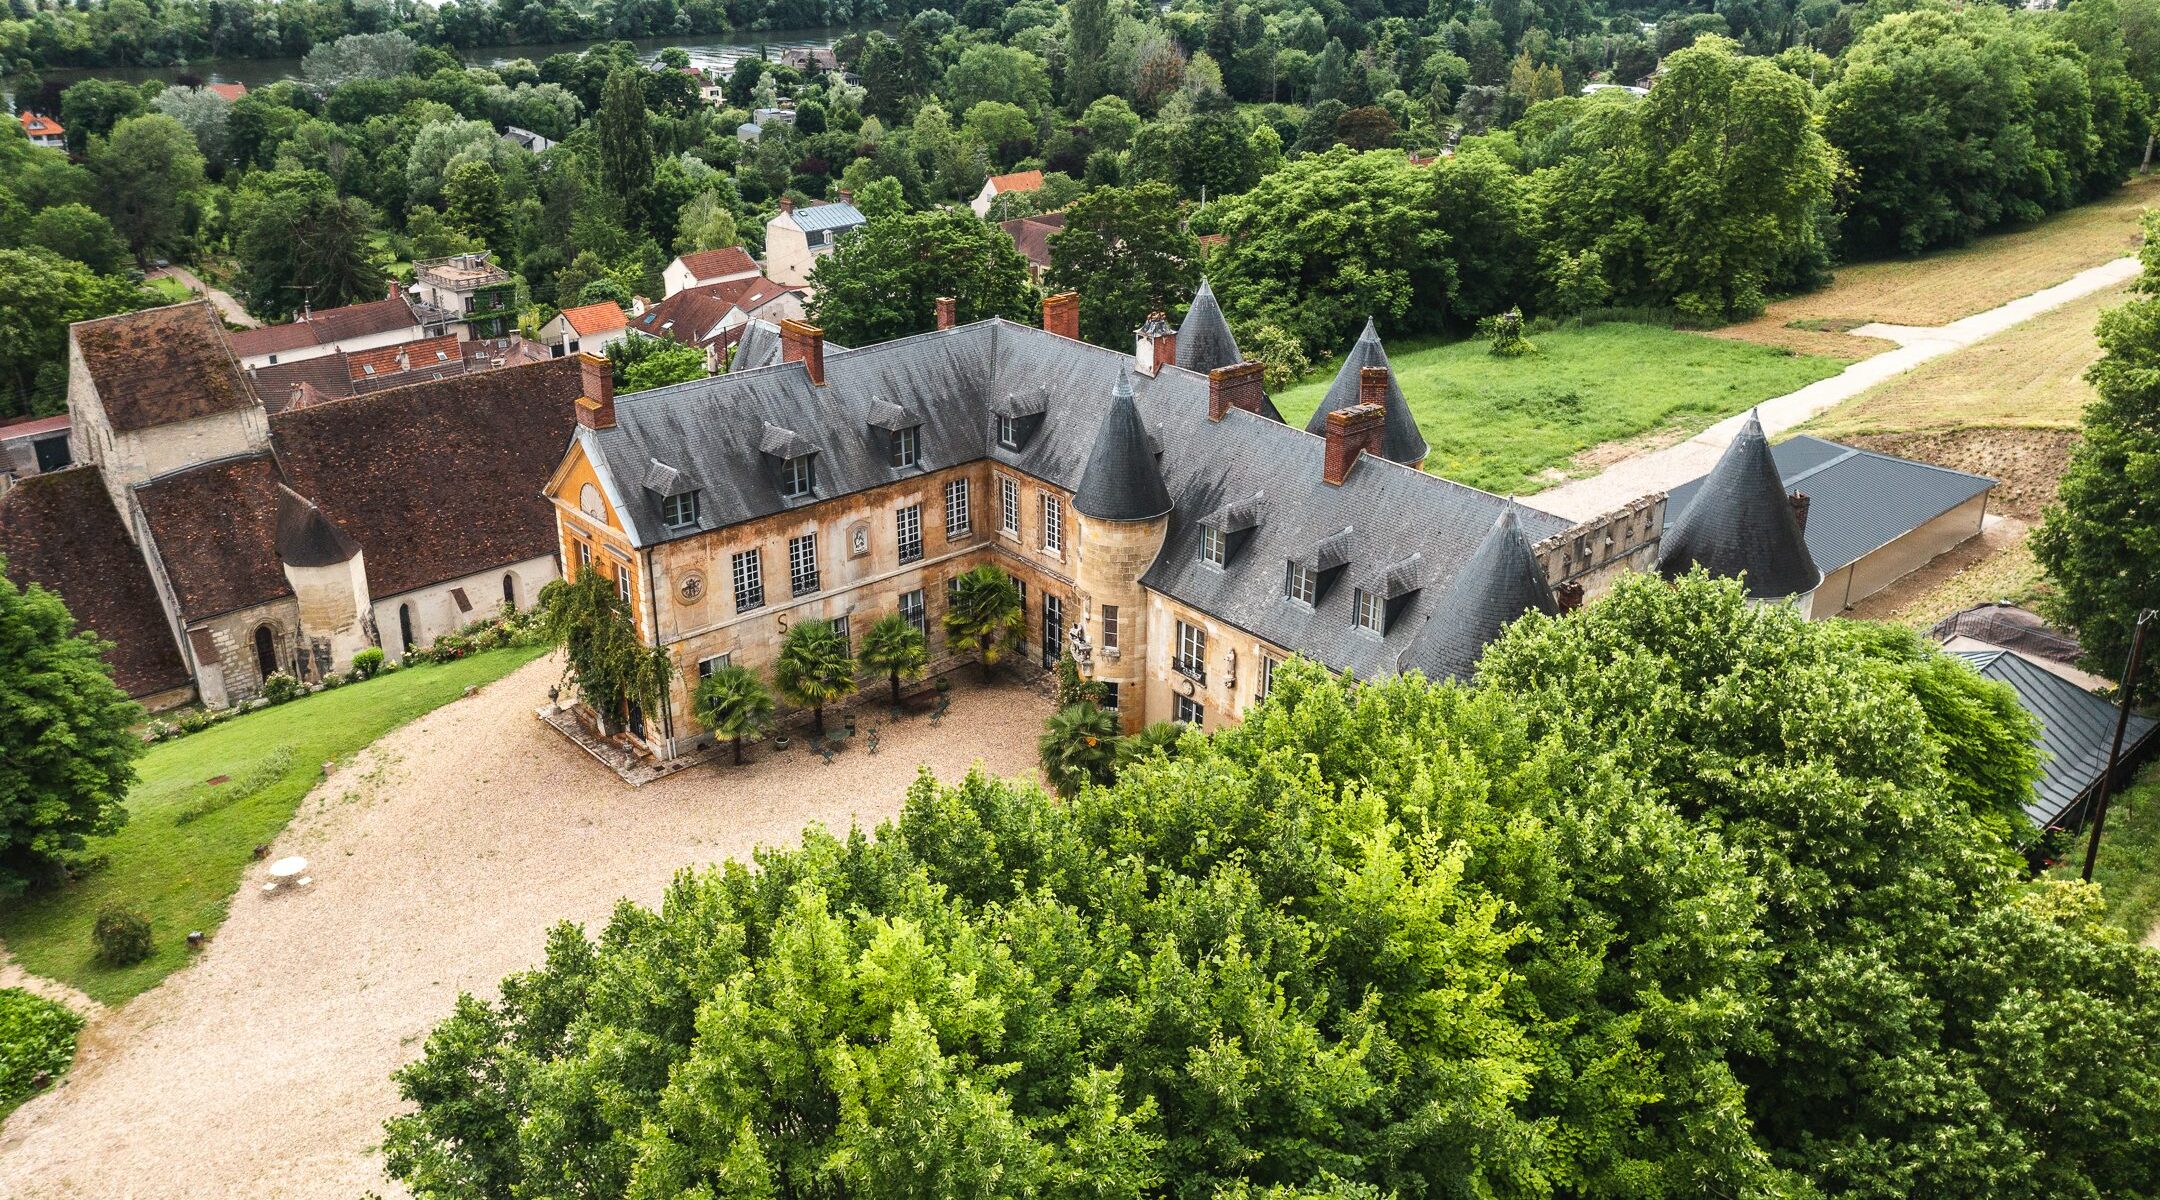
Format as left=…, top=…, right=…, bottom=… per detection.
left=1047, top=182, right=1201, bottom=346
left=90, top=113, right=206, bottom=265
left=807, top=208, right=1034, bottom=345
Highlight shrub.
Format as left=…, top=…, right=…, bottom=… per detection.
left=1479, top=306, right=1536, bottom=357
left=259, top=671, right=302, bottom=704
left=177, top=709, right=211, bottom=734
left=433, top=633, right=473, bottom=661
left=350, top=647, right=386, bottom=679
left=319, top=671, right=346, bottom=689
left=1238, top=321, right=1312, bottom=390
left=91, top=903, right=154, bottom=966
left=0, top=988, right=83, bottom=1107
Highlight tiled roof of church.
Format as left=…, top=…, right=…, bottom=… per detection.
left=274, top=484, right=361, bottom=567
left=0, top=466, right=192, bottom=697
left=1174, top=279, right=1241, bottom=374
left=73, top=302, right=257, bottom=433
left=1398, top=504, right=1559, bottom=682
left=134, top=453, right=293, bottom=619
left=576, top=318, right=1568, bottom=681
left=1302, top=319, right=1429, bottom=466
left=1658, top=412, right=1821, bottom=599
left=269, top=358, right=581, bottom=598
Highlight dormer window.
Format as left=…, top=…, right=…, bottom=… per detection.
left=997, top=414, right=1020, bottom=448
left=781, top=455, right=815, bottom=498
left=1198, top=492, right=1263, bottom=570
left=1200, top=525, right=1227, bottom=568
left=1352, top=588, right=1383, bottom=633
left=1287, top=562, right=1317, bottom=606
left=992, top=389, right=1048, bottom=451
left=890, top=424, right=920, bottom=469
left=660, top=491, right=699, bottom=529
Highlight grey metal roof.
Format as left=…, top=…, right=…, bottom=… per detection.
left=1665, top=435, right=1995, bottom=576
left=1073, top=368, right=1173, bottom=521
left=1175, top=279, right=1242, bottom=374
left=581, top=318, right=1568, bottom=679
left=1301, top=319, right=1429, bottom=465
left=788, top=201, right=866, bottom=234
left=1399, top=505, right=1559, bottom=681
left=1952, top=647, right=2159, bottom=828
left=1658, top=413, right=1821, bottom=599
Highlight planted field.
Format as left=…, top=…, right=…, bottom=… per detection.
left=0, top=645, right=548, bottom=1006
left=1272, top=321, right=1843, bottom=495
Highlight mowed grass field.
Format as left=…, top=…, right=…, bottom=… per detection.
left=1273, top=321, right=1843, bottom=495
left=1716, top=174, right=2158, bottom=358
left=0, top=646, right=548, bottom=1005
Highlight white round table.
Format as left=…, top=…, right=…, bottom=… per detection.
left=268, top=856, right=308, bottom=883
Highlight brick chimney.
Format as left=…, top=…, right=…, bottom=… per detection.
left=1042, top=291, right=1080, bottom=341
left=1359, top=365, right=1390, bottom=410
left=777, top=196, right=795, bottom=214
left=936, top=296, right=958, bottom=330
left=1322, top=404, right=1386, bottom=486
left=1788, top=491, right=1811, bottom=533
left=575, top=351, right=615, bottom=430
left=1207, top=361, right=1267, bottom=421
left=780, top=317, right=826, bottom=385
left=1136, top=312, right=1176, bottom=376
left=837, top=188, right=854, bottom=207
left=1555, top=580, right=1585, bottom=613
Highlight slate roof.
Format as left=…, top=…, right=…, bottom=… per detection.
left=1658, top=413, right=1821, bottom=599
left=580, top=319, right=1568, bottom=679
left=73, top=302, right=258, bottom=434
left=787, top=200, right=866, bottom=234
left=1301, top=319, right=1429, bottom=465
left=270, top=358, right=582, bottom=598
left=1664, top=435, right=1995, bottom=577
left=1953, top=647, right=2160, bottom=828
left=228, top=298, right=420, bottom=359
left=1175, top=279, right=1241, bottom=374
left=0, top=466, right=192, bottom=697
left=134, top=453, right=293, bottom=620
left=730, top=320, right=785, bottom=372
left=1400, top=505, right=1560, bottom=681
left=1073, top=369, right=1172, bottom=521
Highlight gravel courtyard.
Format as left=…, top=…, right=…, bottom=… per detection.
left=0, top=653, right=1046, bottom=1199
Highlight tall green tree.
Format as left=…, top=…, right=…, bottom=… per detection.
left=57, top=78, right=146, bottom=156
left=940, top=564, right=1024, bottom=681
left=90, top=113, right=207, bottom=265
left=692, top=664, right=775, bottom=765
left=2035, top=211, right=2160, bottom=691
left=1065, top=0, right=1115, bottom=112
left=858, top=612, right=928, bottom=708
left=807, top=208, right=1035, bottom=345
left=1047, top=182, right=1202, bottom=347
left=0, top=560, right=144, bottom=899
left=1038, top=701, right=1121, bottom=797
left=23, top=203, right=130, bottom=275
left=774, top=618, right=858, bottom=735
left=231, top=171, right=387, bottom=321
left=536, top=571, right=671, bottom=728
left=596, top=66, right=656, bottom=235
left=0, top=248, right=149, bottom=418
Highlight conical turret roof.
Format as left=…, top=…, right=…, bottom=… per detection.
left=1174, top=279, right=1242, bottom=374
left=1401, top=504, right=1557, bottom=681
left=1657, top=412, right=1821, bottom=599
left=273, top=483, right=360, bottom=567
left=1302, top=318, right=1429, bottom=465
left=1073, top=368, right=1173, bottom=521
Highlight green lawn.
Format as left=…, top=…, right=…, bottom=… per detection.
left=2055, top=763, right=2160, bottom=944
left=143, top=275, right=195, bottom=305
left=1272, top=322, right=1846, bottom=495
left=0, top=646, right=548, bottom=1006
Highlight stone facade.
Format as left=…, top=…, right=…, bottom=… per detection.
left=69, top=334, right=272, bottom=543
left=378, top=554, right=557, bottom=660
left=1533, top=493, right=1667, bottom=600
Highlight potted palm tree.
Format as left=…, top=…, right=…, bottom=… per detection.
left=1038, top=701, right=1123, bottom=798
left=774, top=618, right=859, bottom=736
left=691, top=663, right=775, bottom=766
left=858, top=612, right=929, bottom=712
left=942, top=564, right=1025, bottom=681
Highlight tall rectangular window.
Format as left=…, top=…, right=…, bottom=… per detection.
left=782, top=455, right=815, bottom=498
left=1099, top=681, right=1119, bottom=710
left=1176, top=620, right=1206, bottom=680
left=900, top=589, right=927, bottom=636
left=896, top=504, right=923, bottom=563
left=615, top=564, right=631, bottom=603
left=1041, top=493, right=1062, bottom=553
left=1043, top=594, right=1062, bottom=669
left=830, top=613, right=850, bottom=648
left=999, top=476, right=1020, bottom=534
left=731, top=548, right=764, bottom=612
left=1259, top=654, right=1280, bottom=699
left=1174, top=693, right=1205, bottom=726
left=996, top=414, right=1019, bottom=449
left=1101, top=604, right=1119, bottom=652
left=1353, top=588, right=1383, bottom=633
left=890, top=425, right=920, bottom=469
left=789, top=532, right=819, bottom=596
left=944, top=478, right=971, bottom=539
left=1286, top=562, right=1316, bottom=606
left=697, top=652, right=734, bottom=679
left=576, top=541, right=592, bottom=576
left=1199, top=525, right=1226, bottom=567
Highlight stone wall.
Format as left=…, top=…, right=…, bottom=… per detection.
left=69, top=335, right=273, bottom=543
left=1072, top=512, right=1168, bottom=732
left=374, top=553, right=556, bottom=660
left=1140, top=593, right=1294, bottom=732
left=1534, top=493, right=1666, bottom=598
left=186, top=596, right=304, bottom=707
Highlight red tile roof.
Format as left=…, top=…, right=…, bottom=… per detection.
left=134, top=453, right=293, bottom=620
left=0, top=467, right=192, bottom=698
left=19, top=112, right=62, bottom=138
left=269, top=359, right=582, bottom=598
left=559, top=301, right=629, bottom=337
left=346, top=335, right=462, bottom=382
left=0, top=414, right=71, bottom=441
left=633, top=276, right=803, bottom=348
left=73, top=302, right=258, bottom=434
left=252, top=355, right=357, bottom=411
left=675, top=246, right=758, bottom=281
left=205, top=82, right=247, bottom=101
left=228, top=297, right=421, bottom=358
left=999, top=211, right=1067, bottom=271
left=986, top=170, right=1045, bottom=194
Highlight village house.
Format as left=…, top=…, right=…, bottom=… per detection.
left=662, top=246, right=761, bottom=298
left=629, top=275, right=807, bottom=369
left=763, top=195, right=865, bottom=286
left=539, top=301, right=632, bottom=358
left=0, top=301, right=583, bottom=710
left=973, top=170, right=1046, bottom=218
left=407, top=252, right=519, bottom=339
left=227, top=294, right=427, bottom=370
left=19, top=111, right=64, bottom=149
left=204, top=81, right=248, bottom=101
left=247, top=333, right=471, bottom=411
left=999, top=212, right=1066, bottom=283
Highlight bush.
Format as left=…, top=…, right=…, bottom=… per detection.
left=319, top=671, right=346, bottom=689
left=350, top=647, right=386, bottom=680
left=1479, top=306, right=1536, bottom=357
left=1238, top=321, right=1313, bottom=390
left=177, top=709, right=211, bottom=734
left=259, top=671, right=302, bottom=704
left=0, top=987, right=83, bottom=1107
left=91, top=904, right=154, bottom=966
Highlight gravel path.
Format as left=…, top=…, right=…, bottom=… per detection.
left=1528, top=255, right=2141, bottom=522
left=0, top=654, right=1046, bottom=1199
left=144, top=266, right=261, bottom=329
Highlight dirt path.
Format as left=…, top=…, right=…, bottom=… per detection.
left=0, top=952, right=99, bottom=1018
left=0, top=654, right=1045, bottom=1199
left=145, top=266, right=260, bottom=329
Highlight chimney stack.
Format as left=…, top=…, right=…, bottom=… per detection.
left=1136, top=312, right=1177, bottom=376
left=780, top=317, right=826, bottom=385
left=777, top=196, right=795, bottom=214
left=837, top=188, right=854, bottom=207
left=1359, top=365, right=1390, bottom=411
left=1042, top=291, right=1080, bottom=341
left=575, top=352, right=615, bottom=430
left=936, top=296, right=958, bottom=330
left=1322, top=403, right=1386, bottom=486
left=1207, top=361, right=1267, bottom=421
left=1555, top=580, right=1585, bottom=614
left=1788, top=491, right=1811, bottom=533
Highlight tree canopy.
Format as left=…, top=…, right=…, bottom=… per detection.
left=807, top=208, right=1035, bottom=346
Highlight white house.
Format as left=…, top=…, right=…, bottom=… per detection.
left=538, top=301, right=631, bottom=358
left=19, top=111, right=64, bottom=149
left=226, top=296, right=428, bottom=371
left=972, top=170, right=1046, bottom=218
left=763, top=196, right=866, bottom=287
left=662, top=246, right=761, bottom=298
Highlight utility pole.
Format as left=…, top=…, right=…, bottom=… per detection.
left=2082, top=608, right=2156, bottom=883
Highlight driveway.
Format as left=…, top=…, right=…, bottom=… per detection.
left=1528, top=255, right=2141, bottom=521
left=0, top=654, right=1046, bottom=1199
left=145, top=266, right=260, bottom=329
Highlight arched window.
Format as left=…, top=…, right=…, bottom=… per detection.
left=254, top=625, right=277, bottom=679
left=399, top=604, right=415, bottom=655
left=502, top=572, right=517, bottom=609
